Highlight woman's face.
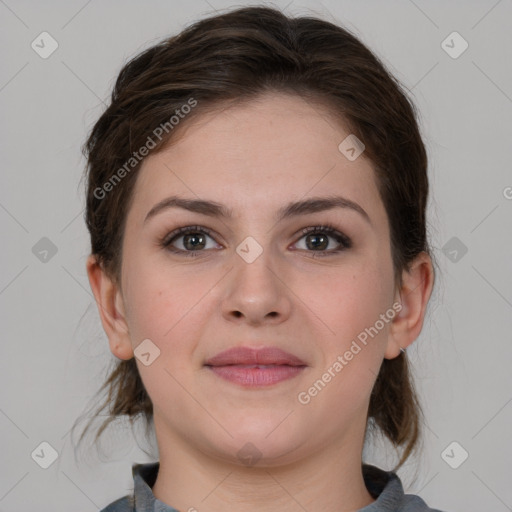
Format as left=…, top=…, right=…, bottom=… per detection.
left=112, top=92, right=402, bottom=465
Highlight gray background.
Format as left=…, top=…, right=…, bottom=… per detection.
left=1, top=0, right=511, bottom=510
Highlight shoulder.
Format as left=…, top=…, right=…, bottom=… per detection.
left=99, top=494, right=135, bottom=512
left=400, top=493, right=447, bottom=512
left=400, top=493, right=446, bottom=511
left=362, top=464, right=447, bottom=512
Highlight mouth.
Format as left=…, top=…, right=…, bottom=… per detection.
left=205, top=364, right=306, bottom=387
left=204, top=346, right=307, bottom=387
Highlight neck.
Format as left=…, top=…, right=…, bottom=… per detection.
left=151, top=416, right=376, bottom=512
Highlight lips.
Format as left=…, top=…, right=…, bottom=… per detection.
left=208, top=365, right=305, bottom=386
left=204, top=346, right=307, bottom=387
left=204, top=346, right=306, bottom=367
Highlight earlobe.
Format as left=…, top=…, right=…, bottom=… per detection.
left=385, top=252, right=434, bottom=360
left=86, top=254, right=134, bottom=360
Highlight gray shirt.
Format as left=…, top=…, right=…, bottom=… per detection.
left=100, top=462, right=446, bottom=511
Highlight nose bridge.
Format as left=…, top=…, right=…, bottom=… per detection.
left=222, top=234, right=291, bottom=323
left=234, top=235, right=279, bottom=293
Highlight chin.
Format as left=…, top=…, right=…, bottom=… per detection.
left=207, top=420, right=307, bottom=467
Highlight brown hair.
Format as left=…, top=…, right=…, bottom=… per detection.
left=75, top=5, right=435, bottom=471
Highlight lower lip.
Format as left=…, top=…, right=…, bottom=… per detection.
left=206, top=364, right=306, bottom=387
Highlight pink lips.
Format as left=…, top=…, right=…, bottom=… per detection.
left=204, top=346, right=307, bottom=387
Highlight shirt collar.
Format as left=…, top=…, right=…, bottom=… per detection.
left=131, top=461, right=404, bottom=511
left=132, top=462, right=178, bottom=512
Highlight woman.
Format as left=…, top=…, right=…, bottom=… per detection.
left=79, top=5, right=444, bottom=511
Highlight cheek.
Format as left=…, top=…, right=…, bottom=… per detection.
left=304, top=259, right=393, bottom=348
left=297, top=263, right=392, bottom=414
left=123, top=270, right=208, bottom=401
left=123, top=262, right=215, bottom=355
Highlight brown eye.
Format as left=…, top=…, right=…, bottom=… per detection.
left=161, top=226, right=220, bottom=257
left=294, top=225, right=352, bottom=256
left=180, top=232, right=208, bottom=251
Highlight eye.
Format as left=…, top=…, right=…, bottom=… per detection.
left=160, top=224, right=352, bottom=258
left=292, top=225, right=352, bottom=257
left=160, top=226, right=220, bottom=257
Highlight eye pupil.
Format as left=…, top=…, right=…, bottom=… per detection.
left=306, top=233, right=328, bottom=250
left=184, top=233, right=206, bottom=250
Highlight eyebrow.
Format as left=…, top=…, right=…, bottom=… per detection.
left=144, top=194, right=371, bottom=226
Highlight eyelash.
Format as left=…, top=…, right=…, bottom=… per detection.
left=159, top=224, right=352, bottom=258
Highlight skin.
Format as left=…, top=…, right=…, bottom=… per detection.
left=87, top=92, right=434, bottom=512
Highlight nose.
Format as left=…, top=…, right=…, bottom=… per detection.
left=221, top=246, right=292, bottom=326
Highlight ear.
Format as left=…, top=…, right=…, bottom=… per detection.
left=385, top=251, right=434, bottom=360
left=86, top=254, right=134, bottom=360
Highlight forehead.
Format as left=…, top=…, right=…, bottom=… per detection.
left=128, top=92, right=384, bottom=225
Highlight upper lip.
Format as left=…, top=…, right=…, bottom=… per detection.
left=204, top=346, right=307, bottom=366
